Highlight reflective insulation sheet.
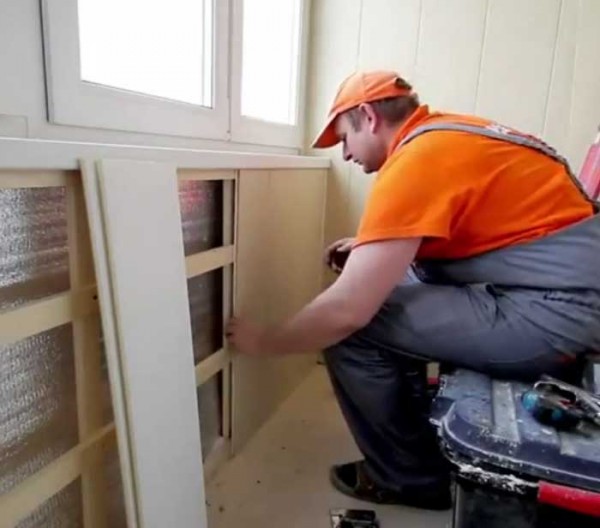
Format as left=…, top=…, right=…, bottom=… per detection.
left=178, top=180, right=223, bottom=256
left=16, top=478, right=83, bottom=528
left=0, top=324, right=79, bottom=495
left=0, top=187, right=70, bottom=311
left=187, top=269, right=223, bottom=364
left=197, top=374, right=223, bottom=460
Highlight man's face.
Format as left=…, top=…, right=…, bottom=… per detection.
left=334, top=108, right=387, bottom=174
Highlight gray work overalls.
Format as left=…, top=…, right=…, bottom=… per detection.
left=324, top=122, right=600, bottom=491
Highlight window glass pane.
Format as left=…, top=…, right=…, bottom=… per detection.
left=241, top=0, right=301, bottom=124
left=78, top=0, right=213, bottom=106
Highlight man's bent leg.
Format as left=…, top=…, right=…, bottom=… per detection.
left=324, top=343, right=447, bottom=490
left=324, top=281, right=571, bottom=496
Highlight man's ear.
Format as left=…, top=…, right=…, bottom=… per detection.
left=358, top=103, right=380, bottom=133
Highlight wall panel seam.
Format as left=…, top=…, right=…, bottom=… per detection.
left=542, top=0, right=564, bottom=138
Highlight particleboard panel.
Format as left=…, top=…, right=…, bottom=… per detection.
left=233, top=169, right=326, bottom=451
left=232, top=170, right=273, bottom=450
left=268, top=169, right=326, bottom=397
left=414, top=0, right=487, bottom=113
left=475, top=0, right=562, bottom=134
left=94, top=159, right=207, bottom=528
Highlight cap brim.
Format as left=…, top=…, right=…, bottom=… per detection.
left=311, top=113, right=341, bottom=149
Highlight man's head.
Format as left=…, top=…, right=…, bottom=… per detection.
left=312, top=71, right=419, bottom=173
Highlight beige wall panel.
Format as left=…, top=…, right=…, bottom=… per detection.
left=414, top=0, right=487, bottom=113
left=305, top=0, right=362, bottom=144
left=348, top=0, right=421, bottom=233
left=566, top=0, right=600, bottom=173
left=233, top=169, right=326, bottom=451
left=543, top=0, right=578, bottom=160
left=347, top=165, right=374, bottom=234
left=305, top=0, right=362, bottom=252
left=475, top=0, right=562, bottom=134
left=233, top=170, right=284, bottom=451
left=305, top=0, right=600, bottom=261
left=323, top=159, right=351, bottom=247
left=269, top=169, right=326, bottom=393
left=357, top=0, right=421, bottom=74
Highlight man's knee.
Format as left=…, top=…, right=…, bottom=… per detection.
left=323, top=337, right=365, bottom=371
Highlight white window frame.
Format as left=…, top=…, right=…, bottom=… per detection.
left=40, top=0, right=309, bottom=149
left=41, top=0, right=230, bottom=140
left=229, top=0, right=311, bottom=148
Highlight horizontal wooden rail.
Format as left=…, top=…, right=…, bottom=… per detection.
left=0, top=423, right=116, bottom=528
left=195, top=348, right=230, bottom=386
left=0, top=170, right=72, bottom=189
left=0, top=286, right=98, bottom=346
left=178, top=170, right=236, bottom=182
left=185, top=246, right=234, bottom=279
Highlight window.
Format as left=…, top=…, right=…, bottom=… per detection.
left=42, top=0, right=229, bottom=139
left=230, top=0, right=308, bottom=146
left=78, top=0, right=213, bottom=107
left=240, top=0, right=301, bottom=125
left=41, top=0, right=308, bottom=147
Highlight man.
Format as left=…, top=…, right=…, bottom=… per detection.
left=226, top=70, right=600, bottom=510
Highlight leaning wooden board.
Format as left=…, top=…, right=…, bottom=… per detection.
left=84, top=158, right=207, bottom=528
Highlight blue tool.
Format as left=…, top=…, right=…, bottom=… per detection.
left=522, top=375, right=600, bottom=430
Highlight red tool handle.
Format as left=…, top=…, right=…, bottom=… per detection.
left=538, top=481, right=600, bottom=517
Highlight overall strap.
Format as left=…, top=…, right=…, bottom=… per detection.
left=396, top=122, right=599, bottom=211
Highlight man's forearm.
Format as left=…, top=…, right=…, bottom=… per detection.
left=263, top=289, right=364, bottom=355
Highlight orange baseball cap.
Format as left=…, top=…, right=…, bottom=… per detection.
left=312, top=70, right=413, bottom=149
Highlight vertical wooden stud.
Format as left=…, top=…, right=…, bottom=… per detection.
left=66, top=172, right=108, bottom=528
left=221, top=179, right=235, bottom=442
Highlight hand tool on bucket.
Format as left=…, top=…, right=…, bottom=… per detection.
left=522, top=374, right=600, bottom=430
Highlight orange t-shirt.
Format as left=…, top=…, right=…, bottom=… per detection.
left=355, top=106, right=594, bottom=260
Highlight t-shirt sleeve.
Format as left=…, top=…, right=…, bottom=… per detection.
left=355, top=148, right=466, bottom=246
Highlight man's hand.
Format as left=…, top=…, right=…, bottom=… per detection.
left=225, top=317, right=270, bottom=355
left=324, top=237, right=356, bottom=273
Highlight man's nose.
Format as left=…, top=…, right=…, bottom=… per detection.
left=342, top=145, right=352, bottom=161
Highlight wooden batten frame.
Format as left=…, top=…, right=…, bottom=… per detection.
left=0, top=424, right=116, bottom=528
left=66, top=173, right=108, bottom=528
left=0, top=169, right=73, bottom=188
left=195, top=348, right=229, bottom=386
left=178, top=169, right=236, bottom=182
left=178, top=173, right=236, bottom=469
left=221, top=178, right=236, bottom=442
left=0, top=287, right=98, bottom=347
left=185, top=245, right=234, bottom=279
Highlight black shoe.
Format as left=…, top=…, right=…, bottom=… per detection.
left=329, top=460, right=452, bottom=511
